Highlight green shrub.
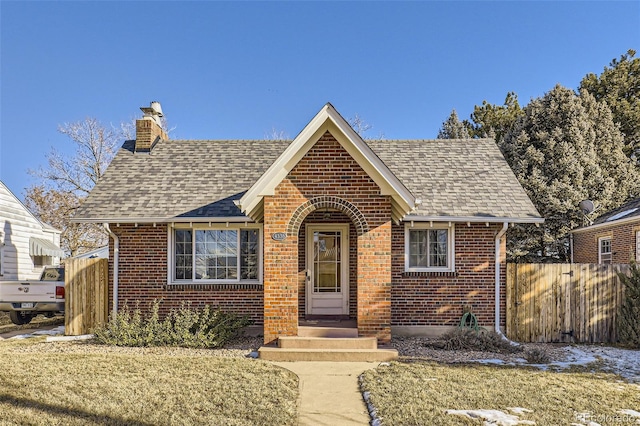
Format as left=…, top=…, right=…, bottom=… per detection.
left=433, top=328, right=522, bottom=354
left=617, top=262, right=640, bottom=348
left=93, top=300, right=252, bottom=349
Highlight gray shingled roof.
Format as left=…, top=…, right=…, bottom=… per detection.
left=75, top=138, right=541, bottom=222
left=591, top=196, right=640, bottom=225
left=368, top=139, right=541, bottom=220
left=76, top=140, right=289, bottom=221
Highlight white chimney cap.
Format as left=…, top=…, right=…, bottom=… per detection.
left=140, top=101, right=164, bottom=118
left=150, top=101, right=163, bottom=116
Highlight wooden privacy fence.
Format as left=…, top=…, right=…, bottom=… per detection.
left=65, top=258, right=108, bottom=336
left=506, top=263, right=630, bottom=343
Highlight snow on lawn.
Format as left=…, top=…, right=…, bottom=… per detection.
left=558, top=346, right=640, bottom=382
left=446, top=409, right=535, bottom=425
left=476, top=345, right=640, bottom=382
left=9, top=326, right=65, bottom=339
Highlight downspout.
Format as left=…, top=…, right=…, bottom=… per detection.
left=495, top=222, right=508, bottom=336
left=569, top=233, right=574, bottom=264
left=104, top=223, right=119, bottom=316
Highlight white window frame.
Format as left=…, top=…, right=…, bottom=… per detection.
left=636, top=231, right=640, bottom=263
left=168, top=223, right=263, bottom=284
left=404, top=222, right=455, bottom=272
left=598, top=236, right=612, bottom=264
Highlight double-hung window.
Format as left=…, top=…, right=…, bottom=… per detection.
left=405, top=223, right=454, bottom=272
left=173, top=226, right=261, bottom=283
left=598, top=237, right=612, bottom=264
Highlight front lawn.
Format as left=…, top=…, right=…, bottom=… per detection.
left=0, top=339, right=297, bottom=425
left=361, top=361, right=640, bottom=425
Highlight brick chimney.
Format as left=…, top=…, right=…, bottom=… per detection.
left=135, top=101, right=168, bottom=152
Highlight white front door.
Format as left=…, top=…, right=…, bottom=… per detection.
left=306, top=224, right=349, bottom=316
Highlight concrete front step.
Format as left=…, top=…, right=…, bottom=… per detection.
left=278, top=336, right=377, bottom=350
left=258, top=346, right=398, bottom=362
left=298, top=326, right=358, bottom=338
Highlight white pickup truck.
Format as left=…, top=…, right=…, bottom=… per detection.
left=0, top=267, right=65, bottom=325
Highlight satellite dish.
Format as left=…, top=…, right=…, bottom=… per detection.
left=579, top=200, right=595, bottom=214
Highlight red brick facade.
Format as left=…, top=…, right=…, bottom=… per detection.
left=107, top=223, right=263, bottom=322
left=105, top=132, right=508, bottom=344
left=391, top=223, right=506, bottom=327
left=262, top=132, right=392, bottom=344
left=572, top=219, right=640, bottom=264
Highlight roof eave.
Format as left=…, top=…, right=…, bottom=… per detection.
left=72, top=216, right=256, bottom=224
left=403, top=215, right=545, bottom=224
left=569, top=214, right=640, bottom=233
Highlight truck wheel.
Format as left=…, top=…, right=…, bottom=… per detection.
left=9, top=311, right=34, bottom=325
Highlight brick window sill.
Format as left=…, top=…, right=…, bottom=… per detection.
left=402, top=271, right=458, bottom=278
left=164, top=282, right=263, bottom=291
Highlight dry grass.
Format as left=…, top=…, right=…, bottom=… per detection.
left=0, top=338, right=298, bottom=425
left=361, top=361, right=640, bottom=425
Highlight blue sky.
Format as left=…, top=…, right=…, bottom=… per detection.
left=1, top=1, right=638, bottom=199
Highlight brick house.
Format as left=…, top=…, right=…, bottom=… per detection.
left=571, top=197, right=640, bottom=264
left=75, top=102, right=542, bottom=344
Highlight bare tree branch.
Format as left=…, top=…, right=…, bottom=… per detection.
left=26, top=117, right=129, bottom=255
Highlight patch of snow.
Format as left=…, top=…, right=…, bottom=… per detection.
left=9, top=326, right=65, bottom=340
left=476, top=359, right=506, bottom=365
left=473, top=345, right=640, bottom=382
left=507, top=407, right=533, bottom=415
left=559, top=346, right=640, bottom=382
left=46, top=334, right=94, bottom=342
left=32, top=326, right=65, bottom=336
left=446, top=409, right=535, bottom=425
left=619, top=409, right=640, bottom=418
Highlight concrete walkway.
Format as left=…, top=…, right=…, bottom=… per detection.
left=272, top=361, right=377, bottom=426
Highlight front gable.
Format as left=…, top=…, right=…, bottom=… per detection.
left=237, top=103, right=416, bottom=223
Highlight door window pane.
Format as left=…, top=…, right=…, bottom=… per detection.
left=314, top=231, right=341, bottom=293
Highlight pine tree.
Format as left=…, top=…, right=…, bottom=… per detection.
left=468, top=92, right=524, bottom=147
left=502, top=85, right=640, bottom=260
left=580, top=49, right=640, bottom=158
left=437, top=109, right=471, bottom=139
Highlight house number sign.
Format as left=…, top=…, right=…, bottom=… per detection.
left=271, top=232, right=287, bottom=241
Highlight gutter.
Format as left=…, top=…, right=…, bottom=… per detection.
left=405, top=215, right=544, bottom=224
left=74, top=216, right=255, bottom=224
left=495, top=222, right=508, bottom=335
left=103, top=223, right=119, bottom=316
left=569, top=214, right=640, bottom=233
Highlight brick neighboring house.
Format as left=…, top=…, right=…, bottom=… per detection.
left=75, top=102, right=543, bottom=344
left=571, top=197, right=640, bottom=264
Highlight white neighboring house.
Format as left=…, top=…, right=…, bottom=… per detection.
left=0, top=181, right=65, bottom=280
